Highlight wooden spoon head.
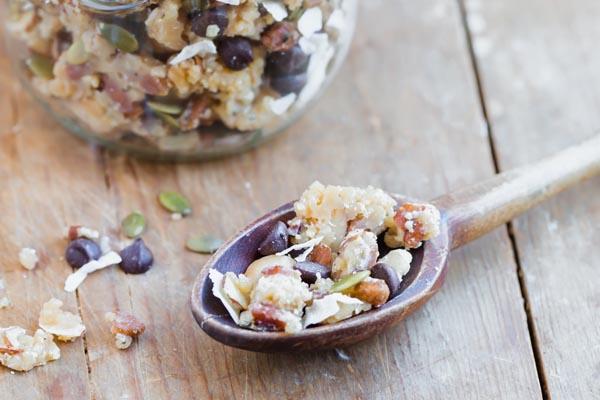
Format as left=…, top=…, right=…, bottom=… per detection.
left=190, top=196, right=450, bottom=352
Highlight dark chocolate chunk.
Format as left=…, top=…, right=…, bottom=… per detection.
left=258, top=221, right=289, bottom=256
left=294, top=261, right=331, bottom=284
left=119, top=238, right=154, bottom=274
left=370, top=263, right=401, bottom=297
left=65, top=238, right=101, bottom=268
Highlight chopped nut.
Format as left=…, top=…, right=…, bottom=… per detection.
left=105, top=311, right=145, bottom=350
left=18, top=248, right=39, bottom=270
left=261, top=21, right=300, bottom=52
left=378, top=249, right=413, bottom=280
left=39, top=298, right=86, bottom=341
left=64, top=225, right=100, bottom=241
left=307, top=244, right=333, bottom=267
left=331, top=230, right=379, bottom=280
left=0, top=327, right=60, bottom=371
left=384, top=203, right=441, bottom=249
left=344, top=278, right=390, bottom=308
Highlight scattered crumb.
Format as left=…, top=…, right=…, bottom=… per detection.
left=0, top=279, right=10, bottom=309
left=38, top=298, right=86, bottom=342
left=18, top=248, right=39, bottom=270
left=0, top=327, right=60, bottom=371
left=105, top=311, right=145, bottom=350
left=64, top=225, right=100, bottom=240
left=171, top=213, right=183, bottom=221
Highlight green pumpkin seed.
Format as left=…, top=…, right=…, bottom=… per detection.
left=158, top=191, right=191, bottom=215
left=147, top=101, right=183, bottom=115
left=186, top=235, right=224, bottom=254
left=98, top=23, right=138, bottom=53
left=66, top=39, right=90, bottom=65
left=330, top=270, right=370, bottom=293
left=155, top=111, right=180, bottom=129
left=122, top=212, right=146, bottom=238
left=26, top=54, right=54, bottom=79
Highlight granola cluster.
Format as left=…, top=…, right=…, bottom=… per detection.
left=210, top=182, right=441, bottom=333
left=5, top=0, right=355, bottom=152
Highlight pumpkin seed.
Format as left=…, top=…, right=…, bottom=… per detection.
left=26, top=54, right=54, bottom=79
left=98, top=23, right=138, bottom=53
left=186, top=235, right=224, bottom=254
left=122, top=212, right=146, bottom=238
left=66, top=39, right=90, bottom=65
left=158, top=191, right=191, bottom=215
left=147, top=101, right=183, bottom=115
left=155, top=111, right=180, bottom=129
left=330, top=270, right=370, bottom=293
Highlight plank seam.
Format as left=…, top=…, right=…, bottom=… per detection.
left=455, top=0, right=550, bottom=398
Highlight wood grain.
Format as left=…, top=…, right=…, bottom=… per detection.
left=463, top=0, right=600, bottom=397
left=0, top=0, right=548, bottom=398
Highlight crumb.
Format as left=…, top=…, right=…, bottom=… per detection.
left=18, top=248, right=39, bottom=270
left=0, top=327, right=60, bottom=371
left=38, top=298, right=86, bottom=341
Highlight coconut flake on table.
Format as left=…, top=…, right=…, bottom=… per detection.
left=169, top=39, right=217, bottom=65
left=262, top=1, right=288, bottom=22
left=303, top=293, right=370, bottom=328
left=268, top=93, right=297, bottom=115
left=64, top=251, right=122, bottom=292
left=298, top=7, right=323, bottom=38
left=276, top=236, right=323, bottom=262
left=209, top=269, right=241, bottom=324
left=18, top=248, right=39, bottom=270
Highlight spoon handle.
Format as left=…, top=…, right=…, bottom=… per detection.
left=432, top=134, right=600, bottom=250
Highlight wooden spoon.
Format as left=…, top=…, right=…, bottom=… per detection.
left=191, top=134, right=600, bottom=352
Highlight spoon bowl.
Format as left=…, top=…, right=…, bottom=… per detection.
left=191, top=134, right=599, bottom=352
left=191, top=196, right=450, bottom=352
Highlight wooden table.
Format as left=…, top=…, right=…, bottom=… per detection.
left=1, top=1, right=599, bottom=398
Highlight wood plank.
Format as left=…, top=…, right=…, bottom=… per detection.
left=0, top=47, right=93, bottom=398
left=82, top=0, right=541, bottom=398
left=463, top=0, right=600, bottom=397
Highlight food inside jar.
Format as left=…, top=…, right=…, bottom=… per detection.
left=5, top=0, right=353, bottom=151
left=209, top=182, right=442, bottom=333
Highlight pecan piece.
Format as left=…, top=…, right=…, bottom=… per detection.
left=307, top=244, right=333, bottom=267
left=261, top=22, right=300, bottom=52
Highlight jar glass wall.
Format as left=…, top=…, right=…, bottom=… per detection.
left=2, top=0, right=357, bottom=161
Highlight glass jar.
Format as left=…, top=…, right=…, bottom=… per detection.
left=2, top=0, right=357, bottom=161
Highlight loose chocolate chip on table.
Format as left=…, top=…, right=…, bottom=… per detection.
left=119, top=238, right=154, bottom=274
left=370, top=262, right=401, bottom=297
left=294, top=261, right=330, bottom=284
left=257, top=221, right=289, bottom=256
left=65, top=238, right=102, bottom=268
left=216, top=37, right=254, bottom=71
left=190, top=6, right=229, bottom=37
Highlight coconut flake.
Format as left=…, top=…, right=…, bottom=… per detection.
left=268, top=93, right=297, bottom=115
left=216, top=0, right=240, bottom=4
left=378, top=249, right=412, bottom=280
left=263, top=1, right=288, bottom=22
left=0, top=279, right=10, bottom=309
left=303, top=293, right=367, bottom=328
left=64, top=251, right=122, bottom=292
left=298, top=33, right=334, bottom=106
left=326, top=9, right=345, bottom=32
left=205, top=24, right=220, bottom=38
left=276, top=236, right=323, bottom=261
left=18, top=248, right=39, bottom=270
left=209, top=269, right=241, bottom=324
left=169, top=39, right=217, bottom=65
left=298, top=7, right=323, bottom=38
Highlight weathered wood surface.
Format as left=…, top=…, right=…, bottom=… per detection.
left=6, top=0, right=594, bottom=398
left=464, top=0, right=600, bottom=397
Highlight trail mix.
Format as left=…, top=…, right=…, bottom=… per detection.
left=5, top=0, right=354, bottom=152
left=210, top=182, right=441, bottom=333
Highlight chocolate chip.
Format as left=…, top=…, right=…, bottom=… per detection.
left=294, top=261, right=330, bottom=284
left=65, top=238, right=101, bottom=268
left=190, top=6, right=229, bottom=37
left=216, top=36, right=254, bottom=71
left=258, top=221, right=289, bottom=256
left=119, top=238, right=154, bottom=274
left=370, top=263, right=401, bottom=297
